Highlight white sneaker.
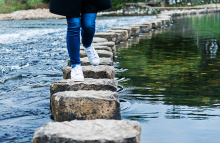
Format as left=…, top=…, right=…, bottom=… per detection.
left=84, top=45, right=100, bottom=66
left=71, top=65, right=84, bottom=81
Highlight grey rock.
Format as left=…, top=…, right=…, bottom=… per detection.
left=147, top=20, right=162, bottom=28
left=105, top=30, right=128, bottom=43
left=80, top=37, right=108, bottom=44
left=33, top=119, right=141, bottom=143
left=129, top=26, right=140, bottom=36
left=111, top=27, right=132, bottom=37
left=62, top=66, right=115, bottom=79
left=92, top=42, right=116, bottom=57
left=94, top=33, right=117, bottom=42
left=80, top=50, right=113, bottom=60
left=129, top=23, right=150, bottom=33
left=80, top=46, right=112, bottom=52
left=50, top=78, right=118, bottom=96
left=92, top=37, right=108, bottom=43
left=156, top=18, right=171, bottom=26
left=68, top=57, right=113, bottom=66
left=51, top=91, right=121, bottom=121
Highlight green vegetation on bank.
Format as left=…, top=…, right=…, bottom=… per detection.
left=0, top=0, right=48, bottom=14
left=1, top=0, right=220, bottom=14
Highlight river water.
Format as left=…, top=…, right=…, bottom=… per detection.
left=116, top=13, right=220, bottom=143
left=0, top=14, right=220, bottom=143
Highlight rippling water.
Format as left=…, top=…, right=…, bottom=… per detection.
left=0, top=16, right=156, bottom=143
left=116, top=13, right=220, bottom=143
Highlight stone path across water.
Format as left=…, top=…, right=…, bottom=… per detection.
left=33, top=8, right=220, bottom=143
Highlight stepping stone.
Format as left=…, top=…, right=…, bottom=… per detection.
left=62, top=66, right=115, bottom=79
left=157, top=15, right=172, bottom=21
left=156, top=18, right=171, bottom=25
left=93, top=42, right=116, bottom=56
left=130, top=22, right=151, bottom=32
left=80, top=50, right=113, bottom=60
left=80, top=37, right=108, bottom=44
left=50, top=78, right=118, bottom=96
left=129, top=26, right=141, bottom=36
left=68, top=57, right=113, bottom=66
left=50, top=91, right=121, bottom=121
left=147, top=20, right=162, bottom=28
left=80, top=46, right=112, bottom=52
left=105, top=30, right=129, bottom=43
left=92, top=37, right=108, bottom=43
left=94, top=32, right=117, bottom=42
left=33, top=119, right=141, bottom=143
left=111, top=27, right=132, bottom=37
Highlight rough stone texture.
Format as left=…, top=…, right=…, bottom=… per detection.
left=33, top=119, right=141, bottom=143
left=68, top=57, right=113, bottom=66
left=80, top=46, right=112, bottom=52
left=129, top=24, right=149, bottom=33
left=94, top=33, right=117, bottom=42
left=147, top=20, right=162, bottom=28
left=80, top=50, right=113, bottom=60
left=156, top=18, right=171, bottom=25
left=80, top=37, right=108, bottom=44
left=157, top=15, right=172, bottom=21
left=128, top=26, right=140, bottom=36
left=111, top=27, right=132, bottom=37
left=50, top=78, right=118, bottom=96
left=62, top=66, right=115, bottom=79
left=50, top=91, right=121, bottom=121
left=105, top=30, right=129, bottom=43
left=92, top=37, right=108, bottom=43
left=93, top=42, right=116, bottom=57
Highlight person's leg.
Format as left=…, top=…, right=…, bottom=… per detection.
left=81, top=13, right=97, bottom=48
left=66, top=16, right=81, bottom=68
left=81, top=13, right=99, bottom=66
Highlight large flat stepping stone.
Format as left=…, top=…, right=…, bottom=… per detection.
left=105, top=30, right=129, bottom=43
left=51, top=91, right=121, bottom=121
left=80, top=46, right=112, bottom=52
left=68, top=57, right=113, bottom=66
left=62, top=66, right=115, bottom=79
left=94, top=32, right=117, bottom=42
left=50, top=78, right=118, bottom=96
left=33, top=119, right=141, bottom=143
left=80, top=50, right=113, bottom=60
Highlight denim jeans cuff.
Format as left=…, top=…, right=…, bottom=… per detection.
left=82, top=43, right=91, bottom=48
left=71, top=63, right=81, bottom=68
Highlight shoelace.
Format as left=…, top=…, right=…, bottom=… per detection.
left=86, top=47, right=98, bottom=59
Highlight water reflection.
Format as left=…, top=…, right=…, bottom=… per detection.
left=116, top=13, right=220, bottom=142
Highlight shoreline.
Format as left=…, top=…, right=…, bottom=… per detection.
left=1, top=5, right=220, bottom=21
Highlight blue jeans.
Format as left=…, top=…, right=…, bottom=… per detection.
left=66, top=13, right=97, bottom=68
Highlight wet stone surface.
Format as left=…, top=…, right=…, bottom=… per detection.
left=68, top=57, right=113, bottom=66
left=80, top=50, right=113, bottom=59
left=80, top=45, right=113, bottom=52
left=51, top=91, right=121, bottom=121
left=33, top=120, right=141, bottom=143
left=62, top=65, right=115, bottom=79
left=50, top=78, right=118, bottom=96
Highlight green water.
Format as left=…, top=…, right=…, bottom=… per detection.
left=116, top=13, right=220, bottom=143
